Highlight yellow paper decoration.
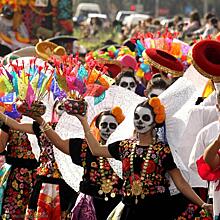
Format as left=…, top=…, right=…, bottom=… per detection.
left=17, top=77, right=28, bottom=100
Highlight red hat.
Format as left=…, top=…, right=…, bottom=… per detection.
left=98, top=59, right=122, bottom=78
left=143, top=48, right=184, bottom=77
left=192, top=39, right=220, bottom=82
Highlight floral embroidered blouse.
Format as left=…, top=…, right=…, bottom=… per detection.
left=69, top=138, right=123, bottom=199
left=2, top=124, right=36, bottom=161
left=32, top=121, right=62, bottom=179
left=108, top=139, right=177, bottom=200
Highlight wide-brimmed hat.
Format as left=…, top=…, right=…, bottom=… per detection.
left=98, top=59, right=122, bottom=78
left=35, top=41, right=66, bottom=60
left=143, top=48, right=184, bottom=77
left=99, top=39, right=120, bottom=52
left=192, top=39, right=220, bottom=82
left=2, top=46, right=37, bottom=65
left=46, top=35, right=78, bottom=54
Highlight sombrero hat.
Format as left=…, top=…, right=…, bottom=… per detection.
left=99, top=39, right=120, bottom=52
left=2, top=46, right=36, bottom=65
left=35, top=41, right=66, bottom=60
left=192, top=39, right=220, bottom=82
left=98, top=59, right=122, bottom=78
left=143, top=48, right=184, bottom=77
left=46, top=35, right=78, bottom=44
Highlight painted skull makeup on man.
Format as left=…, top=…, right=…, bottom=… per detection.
left=98, top=115, right=118, bottom=141
left=134, top=106, right=154, bottom=133
left=119, top=76, right=137, bottom=92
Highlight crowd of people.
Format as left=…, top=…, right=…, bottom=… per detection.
left=0, top=2, right=220, bottom=220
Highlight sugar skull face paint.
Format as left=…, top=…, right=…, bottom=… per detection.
left=98, top=115, right=118, bottom=141
left=148, top=88, right=165, bottom=98
left=119, top=76, right=137, bottom=92
left=133, top=106, right=154, bottom=133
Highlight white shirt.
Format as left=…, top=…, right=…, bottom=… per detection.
left=189, top=121, right=220, bottom=218
left=177, top=105, right=218, bottom=187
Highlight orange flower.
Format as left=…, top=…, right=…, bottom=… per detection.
left=154, top=105, right=165, bottom=114
left=149, top=97, right=161, bottom=107
left=155, top=114, right=165, bottom=124
left=112, top=106, right=125, bottom=124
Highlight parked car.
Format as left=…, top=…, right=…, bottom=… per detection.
left=86, top=13, right=110, bottom=28
left=73, top=3, right=102, bottom=25
left=123, top=13, right=150, bottom=28
left=115, top=10, right=135, bottom=23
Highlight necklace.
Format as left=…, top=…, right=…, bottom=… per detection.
left=130, top=142, right=154, bottom=204
left=98, top=157, right=118, bottom=201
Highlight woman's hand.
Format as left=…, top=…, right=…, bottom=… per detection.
left=74, top=113, right=88, bottom=123
left=201, top=203, right=213, bottom=216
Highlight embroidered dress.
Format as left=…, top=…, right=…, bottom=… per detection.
left=108, top=139, right=177, bottom=220
left=69, top=138, right=123, bottom=220
left=1, top=124, right=38, bottom=220
left=0, top=151, right=11, bottom=215
left=25, top=122, right=77, bottom=220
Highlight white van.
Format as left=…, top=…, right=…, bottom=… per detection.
left=73, top=3, right=102, bottom=24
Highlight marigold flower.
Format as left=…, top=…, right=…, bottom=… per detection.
left=112, top=106, right=125, bottom=124
left=149, top=97, right=161, bottom=107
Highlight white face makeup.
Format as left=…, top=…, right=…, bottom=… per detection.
left=133, top=106, right=154, bottom=133
left=148, top=88, right=165, bottom=98
left=98, top=115, right=118, bottom=141
left=119, top=76, right=137, bottom=92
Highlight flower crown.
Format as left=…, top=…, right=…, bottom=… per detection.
left=148, top=97, right=166, bottom=124
left=111, top=106, right=125, bottom=124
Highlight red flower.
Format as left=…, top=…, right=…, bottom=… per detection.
left=122, top=158, right=130, bottom=172
left=144, top=160, right=156, bottom=174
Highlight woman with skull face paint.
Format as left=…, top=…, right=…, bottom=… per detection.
left=115, top=71, right=145, bottom=97
left=69, top=97, right=213, bottom=220
left=24, top=106, right=125, bottom=220
left=144, top=73, right=171, bottom=99
left=0, top=99, right=78, bottom=219
left=115, top=71, right=138, bottom=93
